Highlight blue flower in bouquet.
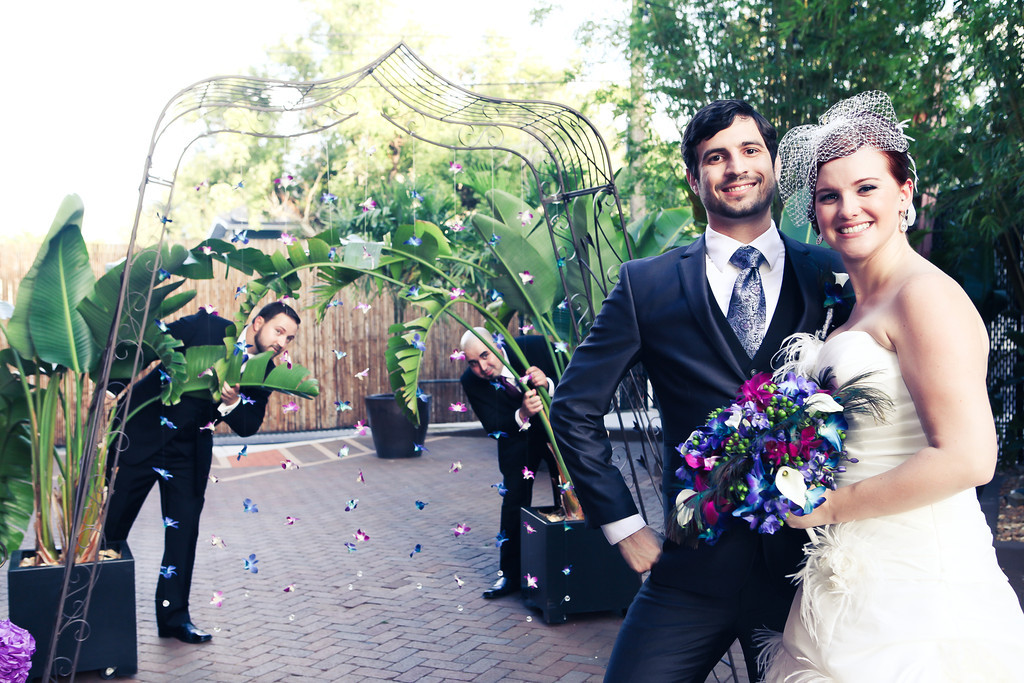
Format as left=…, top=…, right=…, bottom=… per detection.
left=0, top=619, right=35, bottom=683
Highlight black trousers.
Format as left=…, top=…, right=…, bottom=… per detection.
left=603, top=551, right=796, bottom=683
left=496, top=438, right=560, bottom=581
left=105, top=438, right=209, bottom=629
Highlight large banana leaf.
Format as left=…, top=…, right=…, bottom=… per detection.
left=0, top=356, right=33, bottom=555
left=4, top=195, right=86, bottom=359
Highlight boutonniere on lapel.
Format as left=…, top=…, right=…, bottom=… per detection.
left=819, top=271, right=853, bottom=339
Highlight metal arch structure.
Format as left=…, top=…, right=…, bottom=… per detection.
left=45, top=42, right=666, bottom=680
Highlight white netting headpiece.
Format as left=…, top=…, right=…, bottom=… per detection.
left=777, top=91, right=917, bottom=228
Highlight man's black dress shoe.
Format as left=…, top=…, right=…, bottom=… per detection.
left=158, top=622, right=212, bottom=643
left=482, top=576, right=519, bottom=599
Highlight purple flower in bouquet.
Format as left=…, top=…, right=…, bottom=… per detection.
left=0, top=619, right=35, bottom=683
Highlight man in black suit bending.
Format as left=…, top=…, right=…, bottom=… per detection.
left=549, top=101, right=845, bottom=681
left=105, top=301, right=300, bottom=644
left=459, top=329, right=560, bottom=599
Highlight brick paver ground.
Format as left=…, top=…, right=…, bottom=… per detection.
left=2, top=429, right=747, bottom=682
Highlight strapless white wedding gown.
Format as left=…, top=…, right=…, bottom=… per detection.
left=762, top=331, right=1024, bottom=682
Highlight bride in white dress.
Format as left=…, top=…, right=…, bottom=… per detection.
left=761, top=92, right=1024, bottom=682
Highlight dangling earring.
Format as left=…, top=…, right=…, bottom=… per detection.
left=816, top=233, right=823, bottom=245
left=899, top=210, right=909, bottom=233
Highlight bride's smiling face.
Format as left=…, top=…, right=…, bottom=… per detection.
left=814, top=146, right=913, bottom=260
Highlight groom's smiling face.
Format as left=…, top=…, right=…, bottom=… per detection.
left=687, top=116, right=776, bottom=224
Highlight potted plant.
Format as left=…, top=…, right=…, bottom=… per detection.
left=0, top=196, right=319, bottom=679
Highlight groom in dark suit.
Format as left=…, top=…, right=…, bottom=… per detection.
left=105, top=301, right=300, bottom=643
left=460, top=330, right=560, bottom=599
left=549, top=101, right=844, bottom=681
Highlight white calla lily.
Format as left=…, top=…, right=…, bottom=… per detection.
left=804, top=392, right=844, bottom=414
left=775, top=466, right=808, bottom=505
left=674, top=489, right=697, bottom=527
left=833, top=272, right=849, bottom=287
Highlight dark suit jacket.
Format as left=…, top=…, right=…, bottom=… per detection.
left=549, top=233, right=844, bottom=596
left=460, top=335, right=557, bottom=464
left=115, top=311, right=269, bottom=478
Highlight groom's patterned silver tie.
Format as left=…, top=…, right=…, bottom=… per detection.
left=727, top=245, right=766, bottom=358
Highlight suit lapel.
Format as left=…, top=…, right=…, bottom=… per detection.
left=677, top=236, right=747, bottom=379
left=781, top=234, right=829, bottom=333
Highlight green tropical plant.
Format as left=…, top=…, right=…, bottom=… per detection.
left=0, top=196, right=319, bottom=566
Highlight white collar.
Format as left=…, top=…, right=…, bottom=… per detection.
left=704, top=222, right=783, bottom=273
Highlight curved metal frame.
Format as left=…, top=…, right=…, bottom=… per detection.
left=43, top=42, right=664, bottom=680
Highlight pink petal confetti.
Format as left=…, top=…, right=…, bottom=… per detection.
left=360, top=197, right=377, bottom=212
left=201, top=246, right=214, bottom=256
left=198, top=367, right=215, bottom=378
left=518, top=211, right=534, bottom=225
left=518, top=271, right=534, bottom=285
left=520, top=324, right=534, bottom=333
left=354, top=420, right=369, bottom=436
left=522, top=466, right=535, bottom=480
left=355, top=302, right=372, bottom=313
left=337, top=445, right=350, bottom=458
left=524, top=522, right=537, bottom=534
left=280, top=459, right=299, bottom=470
left=448, top=287, right=465, bottom=300
left=200, top=421, right=216, bottom=432
left=280, top=351, right=293, bottom=369
left=449, top=161, right=463, bottom=173
left=449, top=349, right=465, bottom=361
left=353, top=529, right=370, bottom=542
left=283, top=583, right=297, bottom=593
left=210, top=534, right=227, bottom=549
left=282, top=401, right=300, bottom=413
left=357, top=470, right=365, bottom=483
left=355, top=368, right=370, bottom=380
left=284, top=516, right=300, bottom=525
left=345, top=499, right=358, bottom=511
left=278, top=232, right=297, bottom=246
left=451, top=523, right=471, bottom=537
left=210, top=591, right=224, bottom=607
left=449, top=223, right=467, bottom=232
left=525, top=573, right=538, bottom=589
left=199, top=304, right=218, bottom=316
left=454, top=575, right=465, bottom=588
left=448, top=402, right=468, bottom=413
left=449, top=461, right=462, bottom=473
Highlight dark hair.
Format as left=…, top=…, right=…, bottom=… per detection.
left=256, top=301, right=300, bottom=326
left=682, top=100, right=778, bottom=181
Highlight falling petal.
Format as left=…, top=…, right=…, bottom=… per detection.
left=322, top=192, right=337, bottom=203
left=355, top=302, right=372, bottom=313
left=357, top=470, right=365, bottom=483
left=449, top=161, right=463, bottom=173
left=337, top=445, right=350, bottom=458
left=404, top=235, right=423, bottom=246
left=449, top=461, right=462, bottom=473
left=155, top=319, right=170, bottom=332
left=345, top=499, right=359, bottom=512
left=280, top=351, right=294, bottom=370
left=354, top=420, right=369, bottom=436
left=525, top=573, right=538, bottom=588
left=210, top=591, right=224, bottom=607
left=280, top=459, right=299, bottom=470
left=561, top=565, right=573, bottom=576
left=159, top=565, right=176, bottom=579
left=284, top=516, right=299, bottom=525
left=491, top=482, right=508, bottom=497
left=411, top=333, right=426, bottom=351
left=157, top=268, right=171, bottom=282
left=158, top=368, right=171, bottom=383
left=518, top=211, right=534, bottom=225
left=243, top=498, right=259, bottom=514
left=327, top=298, right=343, bottom=307
left=244, top=553, right=259, bottom=574
left=451, top=523, right=471, bottom=537
left=522, top=467, right=535, bottom=480
left=282, top=401, right=300, bottom=413
left=524, top=523, right=537, bottom=534
left=449, top=287, right=465, bottom=300
left=454, top=574, right=465, bottom=588
left=160, top=417, right=177, bottom=430
left=239, top=393, right=256, bottom=406
left=283, top=583, right=297, bottom=593
left=410, top=544, right=422, bottom=558
left=231, top=230, right=249, bottom=245
left=209, top=474, right=220, bottom=484
left=489, top=431, right=508, bottom=440
left=334, top=400, right=353, bottom=412
left=520, top=324, right=534, bottom=333
left=333, top=349, right=348, bottom=360
left=359, top=197, right=377, bottom=212
left=450, top=223, right=467, bottom=232
left=353, top=529, right=370, bottom=542
left=200, top=421, right=216, bottom=432
left=344, top=542, right=357, bottom=552
left=355, top=368, right=370, bottom=380
left=449, top=349, right=465, bottom=362
left=158, top=212, right=173, bottom=225
left=488, top=234, right=501, bottom=246
left=210, top=535, right=227, bottom=549
left=413, top=443, right=428, bottom=452
left=278, top=232, right=297, bottom=246
left=495, top=531, right=508, bottom=547
left=554, top=341, right=569, bottom=353
left=449, top=402, right=468, bottom=413
left=518, top=271, right=534, bottom=285
left=236, top=445, right=248, bottom=461
left=162, top=517, right=179, bottom=529
left=415, top=501, right=427, bottom=510
left=153, top=467, right=173, bottom=480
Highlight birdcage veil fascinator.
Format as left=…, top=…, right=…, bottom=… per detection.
left=777, top=90, right=918, bottom=231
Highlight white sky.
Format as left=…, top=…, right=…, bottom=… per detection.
left=0, top=0, right=629, bottom=243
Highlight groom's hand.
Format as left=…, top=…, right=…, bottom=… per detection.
left=616, top=526, right=662, bottom=574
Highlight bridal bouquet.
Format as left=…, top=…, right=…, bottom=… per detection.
left=672, top=369, right=888, bottom=545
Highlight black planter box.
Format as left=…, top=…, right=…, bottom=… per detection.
left=520, top=506, right=641, bottom=624
left=8, top=541, right=137, bottom=680
left=364, top=393, right=430, bottom=458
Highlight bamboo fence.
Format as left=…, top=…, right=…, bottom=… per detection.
left=0, top=240, right=483, bottom=438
